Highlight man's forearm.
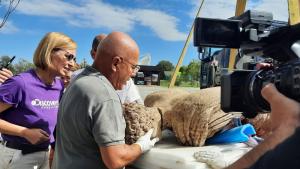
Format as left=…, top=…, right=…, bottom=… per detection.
left=100, top=143, right=142, bottom=169
left=120, top=143, right=142, bottom=166
left=226, top=125, right=296, bottom=169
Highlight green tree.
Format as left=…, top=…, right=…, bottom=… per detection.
left=179, top=65, right=189, bottom=81
left=156, top=60, right=174, bottom=71
left=0, top=55, right=11, bottom=66
left=0, top=55, right=15, bottom=71
left=179, top=65, right=187, bottom=73
left=13, top=59, right=35, bottom=74
left=186, top=59, right=200, bottom=81
left=79, top=58, right=90, bottom=68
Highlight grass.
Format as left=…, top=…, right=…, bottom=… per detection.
left=160, top=80, right=200, bottom=88
left=159, top=80, right=170, bottom=87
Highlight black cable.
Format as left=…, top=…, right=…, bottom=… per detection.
left=0, top=0, right=20, bottom=28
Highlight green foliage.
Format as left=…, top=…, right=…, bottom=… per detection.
left=159, top=79, right=199, bottom=88
left=179, top=65, right=187, bottom=73
left=0, top=55, right=15, bottom=71
left=175, top=77, right=182, bottom=86
left=186, top=59, right=200, bottom=81
left=156, top=60, right=174, bottom=71
left=159, top=80, right=169, bottom=87
left=0, top=55, right=11, bottom=65
left=178, top=80, right=199, bottom=87
left=179, top=65, right=189, bottom=81
left=79, top=58, right=89, bottom=68
left=13, top=59, right=35, bottom=74
left=157, top=59, right=200, bottom=88
left=0, top=56, right=35, bottom=74
left=176, top=59, right=200, bottom=83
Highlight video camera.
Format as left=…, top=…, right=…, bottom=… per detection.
left=194, top=10, right=300, bottom=118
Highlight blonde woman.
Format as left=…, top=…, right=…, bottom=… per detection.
left=0, top=32, right=76, bottom=169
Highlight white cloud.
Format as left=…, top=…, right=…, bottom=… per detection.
left=249, top=0, right=288, bottom=21
left=201, top=1, right=236, bottom=19
left=17, top=0, right=77, bottom=17
left=71, top=1, right=135, bottom=32
left=188, top=0, right=236, bottom=19
left=0, top=20, right=19, bottom=34
left=133, top=9, right=186, bottom=41
left=15, top=0, right=187, bottom=41
left=189, top=0, right=288, bottom=21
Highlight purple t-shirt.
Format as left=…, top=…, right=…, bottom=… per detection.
left=0, top=69, right=63, bottom=148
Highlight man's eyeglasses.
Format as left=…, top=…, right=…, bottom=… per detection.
left=53, top=48, right=76, bottom=62
left=122, top=59, right=140, bottom=72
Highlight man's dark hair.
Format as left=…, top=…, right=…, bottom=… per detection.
left=92, top=37, right=101, bottom=52
left=91, top=34, right=107, bottom=52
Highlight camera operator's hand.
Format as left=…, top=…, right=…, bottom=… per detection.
left=134, top=129, right=159, bottom=153
left=0, top=68, right=13, bottom=83
left=256, top=62, right=272, bottom=70
left=226, top=84, right=300, bottom=169
left=261, top=83, right=300, bottom=131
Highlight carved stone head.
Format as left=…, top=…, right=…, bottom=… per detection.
left=123, top=103, right=162, bottom=144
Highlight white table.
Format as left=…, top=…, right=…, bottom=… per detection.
left=130, top=130, right=251, bottom=169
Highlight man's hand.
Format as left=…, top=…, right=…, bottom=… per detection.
left=21, top=128, right=50, bottom=145
left=226, top=84, right=300, bottom=169
left=0, top=68, right=13, bottom=83
left=261, top=83, right=300, bottom=130
left=255, top=62, right=272, bottom=70
left=134, top=129, right=159, bottom=153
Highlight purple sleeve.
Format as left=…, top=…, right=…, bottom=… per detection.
left=0, top=76, right=24, bottom=107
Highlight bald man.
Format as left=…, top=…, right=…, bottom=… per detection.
left=72, top=34, right=143, bottom=104
left=52, top=32, right=158, bottom=169
left=71, top=34, right=107, bottom=78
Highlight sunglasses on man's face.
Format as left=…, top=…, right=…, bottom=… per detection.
left=53, top=48, right=76, bottom=62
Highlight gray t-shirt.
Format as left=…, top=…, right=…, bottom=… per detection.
left=53, top=66, right=126, bottom=169
left=72, top=68, right=143, bottom=104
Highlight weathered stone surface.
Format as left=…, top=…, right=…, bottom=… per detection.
left=144, top=89, right=189, bottom=129
left=169, top=88, right=233, bottom=146
left=125, top=87, right=233, bottom=146
left=123, top=103, right=162, bottom=144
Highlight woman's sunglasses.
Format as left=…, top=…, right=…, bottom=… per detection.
left=53, top=48, right=76, bottom=62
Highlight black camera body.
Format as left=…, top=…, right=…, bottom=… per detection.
left=194, top=10, right=300, bottom=117
left=221, top=60, right=300, bottom=118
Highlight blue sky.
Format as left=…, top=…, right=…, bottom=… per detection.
left=0, top=0, right=288, bottom=66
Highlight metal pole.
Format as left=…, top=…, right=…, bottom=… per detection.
left=288, top=0, right=300, bottom=25
left=168, top=0, right=205, bottom=88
